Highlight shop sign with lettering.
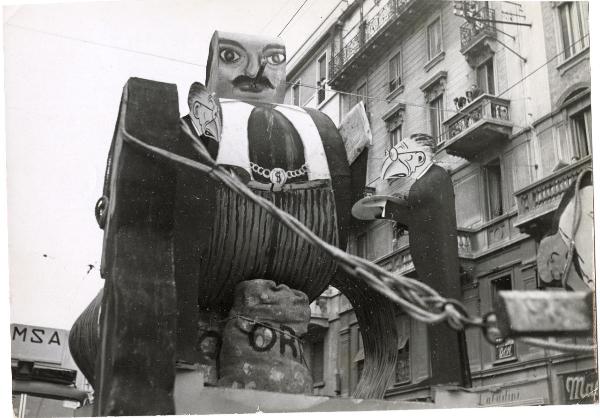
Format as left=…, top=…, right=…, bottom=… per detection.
left=495, top=339, right=516, bottom=361
left=11, top=324, right=67, bottom=365
left=560, top=370, right=598, bottom=404
left=480, top=388, right=521, bottom=406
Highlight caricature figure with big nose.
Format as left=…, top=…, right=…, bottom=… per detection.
left=70, top=30, right=399, bottom=416
left=352, top=133, right=468, bottom=388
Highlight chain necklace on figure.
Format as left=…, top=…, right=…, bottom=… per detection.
left=250, top=161, right=308, bottom=186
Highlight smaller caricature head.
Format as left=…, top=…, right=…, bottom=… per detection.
left=382, top=133, right=435, bottom=181
left=206, top=31, right=287, bottom=103
left=188, top=82, right=222, bottom=140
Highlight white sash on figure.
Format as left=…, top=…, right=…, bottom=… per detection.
left=216, top=99, right=331, bottom=182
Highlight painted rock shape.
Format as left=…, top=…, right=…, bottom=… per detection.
left=218, top=279, right=312, bottom=394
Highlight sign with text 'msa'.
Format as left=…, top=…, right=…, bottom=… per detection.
left=11, top=323, right=67, bottom=365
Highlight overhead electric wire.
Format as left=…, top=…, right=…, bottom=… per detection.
left=287, top=31, right=590, bottom=144
left=260, top=0, right=297, bottom=34
left=6, top=22, right=205, bottom=68
left=286, top=80, right=530, bottom=131
left=496, top=33, right=590, bottom=98
left=286, top=0, right=346, bottom=63
left=277, top=0, right=311, bottom=37
left=7, top=15, right=590, bottom=148
left=112, top=119, right=595, bottom=356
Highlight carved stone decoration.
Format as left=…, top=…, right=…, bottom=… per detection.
left=464, top=39, right=497, bottom=68
left=419, top=70, right=447, bottom=103
left=382, top=102, right=405, bottom=132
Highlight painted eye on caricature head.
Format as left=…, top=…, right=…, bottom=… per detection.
left=219, top=48, right=241, bottom=63
left=266, top=52, right=286, bottom=65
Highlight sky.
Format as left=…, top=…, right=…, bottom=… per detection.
left=3, top=0, right=340, bottom=331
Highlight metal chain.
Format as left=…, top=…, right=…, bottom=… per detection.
left=250, top=161, right=308, bottom=180
left=122, top=122, right=596, bottom=356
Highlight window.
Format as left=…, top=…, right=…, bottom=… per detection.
left=571, top=108, right=591, bottom=159
left=357, top=359, right=364, bottom=381
left=427, top=18, right=442, bottom=60
left=476, top=58, right=495, bottom=95
left=491, top=276, right=516, bottom=362
left=356, top=233, right=367, bottom=258
left=395, top=345, right=411, bottom=384
left=558, top=2, right=589, bottom=60
left=429, top=95, right=444, bottom=142
left=311, top=339, right=325, bottom=383
left=392, top=223, right=407, bottom=251
left=337, top=330, right=350, bottom=395
left=317, top=53, right=327, bottom=104
left=390, top=125, right=402, bottom=148
left=395, top=315, right=411, bottom=384
left=484, top=159, right=503, bottom=220
left=292, top=81, right=300, bottom=106
left=491, top=275, right=511, bottom=306
left=389, top=52, right=402, bottom=92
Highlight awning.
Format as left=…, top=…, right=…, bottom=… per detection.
left=12, top=380, right=89, bottom=403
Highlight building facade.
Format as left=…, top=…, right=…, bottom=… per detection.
left=286, top=0, right=595, bottom=407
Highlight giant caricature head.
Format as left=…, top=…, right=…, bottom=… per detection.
left=206, top=31, right=287, bottom=103
left=381, top=133, right=435, bottom=181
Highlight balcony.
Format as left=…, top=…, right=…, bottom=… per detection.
left=457, top=211, right=527, bottom=258
left=459, top=7, right=497, bottom=66
left=440, top=93, right=513, bottom=159
left=328, top=0, right=433, bottom=90
left=375, top=214, right=527, bottom=275
left=377, top=245, right=415, bottom=276
left=514, top=156, right=592, bottom=239
left=375, top=230, right=476, bottom=276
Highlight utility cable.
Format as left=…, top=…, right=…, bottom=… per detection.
left=114, top=120, right=596, bottom=355
left=6, top=22, right=205, bottom=68
left=260, top=0, right=297, bottom=34
left=278, top=0, right=311, bottom=37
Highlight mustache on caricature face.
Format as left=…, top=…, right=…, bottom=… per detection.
left=232, top=75, right=275, bottom=92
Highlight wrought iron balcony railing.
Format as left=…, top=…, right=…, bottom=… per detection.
left=329, top=0, right=410, bottom=81
left=459, top=6, right=496, bottom=52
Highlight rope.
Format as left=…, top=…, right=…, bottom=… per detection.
left=119, top=121, right=595, bottom=355
left=518, top=337, right=596, bottom=354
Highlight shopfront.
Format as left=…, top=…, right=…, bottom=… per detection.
left=11, top=323, right=90, bottom=418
